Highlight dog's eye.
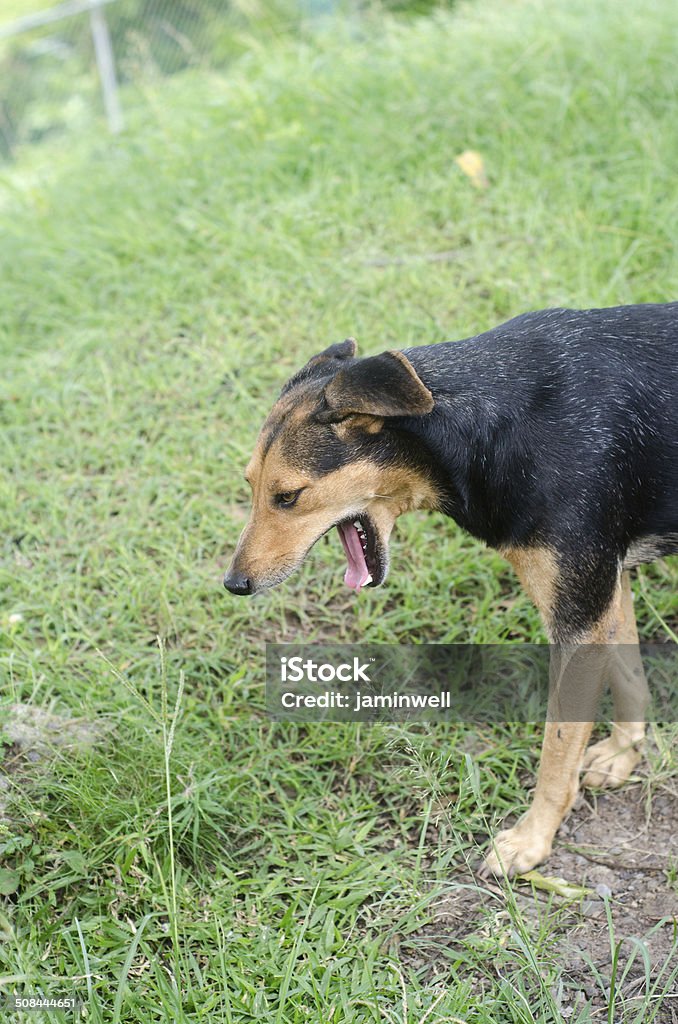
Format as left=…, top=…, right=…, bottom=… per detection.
left=276, top=488, right=304, bottom=508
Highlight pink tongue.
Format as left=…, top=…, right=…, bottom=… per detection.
left=337, top=522, right=371, bottom=592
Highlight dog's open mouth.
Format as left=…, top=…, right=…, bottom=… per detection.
left=336, top=515, right=383, bottom=592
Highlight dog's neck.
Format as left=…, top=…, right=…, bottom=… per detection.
left=390, top=342, right=541, bottom=548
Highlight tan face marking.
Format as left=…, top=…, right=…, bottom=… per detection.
left=229, top=401, right=437, bottom=591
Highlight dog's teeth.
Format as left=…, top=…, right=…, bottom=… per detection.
left=365, top=574, right=373, bottom=584
left=353, top=520, right=361, bottom=529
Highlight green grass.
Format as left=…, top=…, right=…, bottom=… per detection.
left=0, top=0, right=46, bottom=28
left=1, top=0, right=677, bottom=1019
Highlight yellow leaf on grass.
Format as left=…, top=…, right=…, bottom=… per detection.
left=455, top=149, right=489, bottom=189
left=519, top=870, right=591, bottom=900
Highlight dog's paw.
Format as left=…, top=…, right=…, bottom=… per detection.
left=480, top=824, right=553, bottom=878
left=581, top=734, right=643, bottom=789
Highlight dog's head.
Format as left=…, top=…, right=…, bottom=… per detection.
left=223, top=339, right=437, bottom=595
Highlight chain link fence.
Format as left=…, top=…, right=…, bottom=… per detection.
left=0, top=0, right=314, bottom=160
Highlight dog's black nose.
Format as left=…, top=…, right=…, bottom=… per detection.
left=223, top=570, right=253, bottom=596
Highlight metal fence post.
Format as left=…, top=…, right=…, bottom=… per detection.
left=89, top=0, right=123, bottom=133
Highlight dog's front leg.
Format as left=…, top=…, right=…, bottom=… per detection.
left=482, top=718, right=597, bottom=877
left=482, top=641, right=614, bottom=876
left=482, top=550, right=623, bottom=877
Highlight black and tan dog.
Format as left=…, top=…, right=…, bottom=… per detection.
left=224, top=303, right=678, bottom=875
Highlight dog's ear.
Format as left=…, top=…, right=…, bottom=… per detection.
left=317, top=351, right=434, bottom=424
left=281, top=339, right=358, bottom=396
left=306, top=338, right=357, bottom=367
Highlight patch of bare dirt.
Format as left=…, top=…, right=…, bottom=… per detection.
left=549, top=784, right=678, bottom=1015
left=408, top=783, right=678, bottom=1020
left=3, top=703, right=106, bottom=755
left=0, top=704, right=111, bottom=819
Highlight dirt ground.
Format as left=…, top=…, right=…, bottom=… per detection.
left=412, top=782, right=678, bottom=1020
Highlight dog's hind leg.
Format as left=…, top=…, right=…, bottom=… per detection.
left=482, top=549, right=623, bottom=877
left=581, top=571, right=649, bottom=788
